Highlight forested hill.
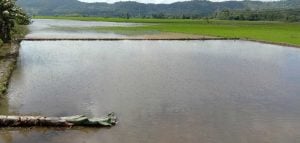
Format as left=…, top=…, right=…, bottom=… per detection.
left=17, top=0, right=300, bottom=18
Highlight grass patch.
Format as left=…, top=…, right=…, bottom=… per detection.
left=35, top=16, right=300, bottom=46
left=12, top=24, right=29, bottom=40
left=0, top=44, right=12, bottom=57
left=50, top=25, right=161, bottom=36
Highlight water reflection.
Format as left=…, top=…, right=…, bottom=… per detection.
left=26, top=19, right=143, bottom=39
left=0, top=127, right=102, bottom=143
left=1, top=40, right=300, bottom=143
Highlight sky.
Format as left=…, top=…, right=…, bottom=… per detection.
left=79, top=0, right=279, bottom=4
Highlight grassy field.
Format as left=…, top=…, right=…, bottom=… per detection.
left=35, top=16, right=300, bottom=46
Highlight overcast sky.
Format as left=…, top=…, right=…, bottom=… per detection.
left=79, top=0, right=280, bottom=4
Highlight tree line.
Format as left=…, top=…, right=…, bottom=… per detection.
left=214, top=9, right=300, bottom=22
left=15, top=0, right=300, bottom=22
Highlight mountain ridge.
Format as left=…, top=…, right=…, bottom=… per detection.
left=17, top=0, right=299, bottom=18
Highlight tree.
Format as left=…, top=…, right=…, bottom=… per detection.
left=126, top=12, right=130, bottom=19
left=0, top=0, right=30, bottom=43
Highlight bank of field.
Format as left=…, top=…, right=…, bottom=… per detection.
left=35, top=16, right=300, bottom=47
left=0, top=24, right=28, bottom=96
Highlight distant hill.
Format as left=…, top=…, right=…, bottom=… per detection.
left=17, top=0, right=300, bottom=18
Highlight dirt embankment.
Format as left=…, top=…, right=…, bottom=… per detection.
left=0, top=43, right=19, bottom=95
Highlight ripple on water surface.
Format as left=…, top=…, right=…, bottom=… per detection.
left=1, top=40, right=300, bottom=143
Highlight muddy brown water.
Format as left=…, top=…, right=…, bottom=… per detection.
left=0, top=40, right=299, bottom=143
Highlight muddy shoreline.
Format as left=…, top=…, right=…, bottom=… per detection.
left=19, top=37, right=239, bottom=41
left=0, top=43, right=19, bottom=96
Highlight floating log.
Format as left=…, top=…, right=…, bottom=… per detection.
left=0, top=113, right=117, bottom=127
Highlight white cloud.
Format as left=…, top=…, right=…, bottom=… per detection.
left=79, top=0, right=280, bottom=4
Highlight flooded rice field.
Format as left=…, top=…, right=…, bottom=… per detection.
left=0, top=19, right=300, bottom=143
left=0, top=40, right=299, bottom=143
left=26, top=19, right=144, bottom=39
left=25, top=19, right=207, bottom=40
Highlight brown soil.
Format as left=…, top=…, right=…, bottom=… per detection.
left=0, top=43, right=19, bottom=95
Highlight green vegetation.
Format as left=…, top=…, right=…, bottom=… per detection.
left=0, top=58, right=16, bottom=95
left=0, top=42, right=19, bottom=96
left=0, top=0, right=30, bottom=96
left=0, top=0, right=30, bottom=43
left=216, top=9, right=300, bottom=22
left=17, top=0, right=300, bottom=19
left=11, top=24, right=29, bottom=40
left=36, top=16, right=300, bottom=47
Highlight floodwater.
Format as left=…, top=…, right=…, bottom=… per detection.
left=26, top=19, right=143, bottom=39
left=1, top=19, right=300, bottom=143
